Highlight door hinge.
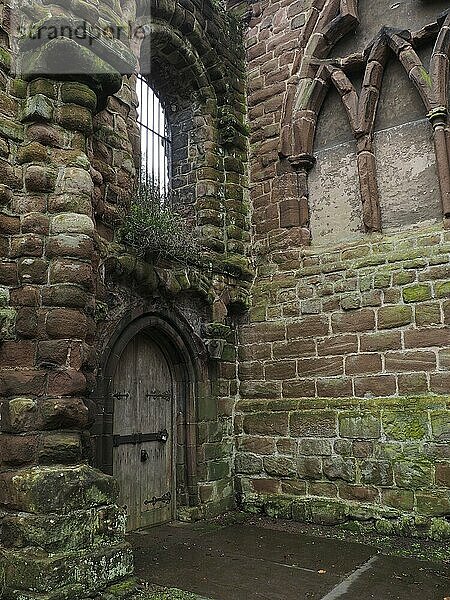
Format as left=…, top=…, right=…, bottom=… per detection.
left=113, top=392, right=130, bottom=401
left=113, top=429, right=169, bottom=447
left=146, top=389, right=171, bottom=401
left=144, top=491, right=172, bottom=507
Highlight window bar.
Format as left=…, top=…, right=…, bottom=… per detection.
left=157, top=97, right=161, bottom=200
left=136, top=74, right=172, bottom=207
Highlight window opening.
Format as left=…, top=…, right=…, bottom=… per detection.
left=136, top=74, right=172, bottom=204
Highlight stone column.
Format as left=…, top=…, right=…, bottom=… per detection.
left=429, top=106, right=450, bottom=228
left=0, top=79, right=133, bottom=598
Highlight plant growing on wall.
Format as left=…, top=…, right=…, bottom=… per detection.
left=119, top=183, right=201, bottom=263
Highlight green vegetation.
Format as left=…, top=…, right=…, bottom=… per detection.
left=119, top=184, right=201, bottom=264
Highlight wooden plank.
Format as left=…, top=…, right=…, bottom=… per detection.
left=112, top=331, right=175, bottom=531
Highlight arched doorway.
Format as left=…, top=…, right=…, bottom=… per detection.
left=95, top=313, right=200, bottom=532
left=112, top=331, right=175, bottom=530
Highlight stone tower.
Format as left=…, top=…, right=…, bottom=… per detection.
left=0, top=0, right=449, bottom=597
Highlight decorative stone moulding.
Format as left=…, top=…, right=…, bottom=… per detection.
left=278, top=1, right=450, bottom=237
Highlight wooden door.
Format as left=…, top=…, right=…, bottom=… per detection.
left=112, top=331, right=175, bottom=531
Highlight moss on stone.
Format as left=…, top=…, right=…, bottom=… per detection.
left=435, top=281, right=450, bottom=298
left=402, top=284, right=432, bottom=303
left=382, top=411, right=428, bottom=441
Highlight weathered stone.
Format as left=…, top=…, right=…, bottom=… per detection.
left=0, top=434, right=38, bottom=466
left=361, top=460, right=394, bottom=486
left=264, top=456, right=296, bottom=477
left=0, top=504, right=124, bottom=552
left=235, top=453, right=263, bottom=474
left=38, top=432, right=82, bottom=464
left=298, top=438, right=332, bottom=456
left=378, top=305, right=413, bottom=329
left=21, top=94, right=53, bottom=123
left=430, top=411, right=450, bottom=441
left=322, top=457, right=356, bottom=482
left=61, top=82, right=97, bottom=111
left=290, top=411, right=337, bottom=437
left=0, top=465, right=118, bottom=513
left=381, top=489, right=414, bottom=510
left=297, top=456, right=322, bottom=479
left=40, top=398, right=89, bottom=430
left=1, top=543, right=133, bottom=593
left=382, top=411, right=429, bottom=441
left=416, top=491, right=450, bottom=516
left=50, top=213, right=95, bottom=236
left=402, top=284, right=432, bottom=303
left=57, top=104, right=93, bottom=134
left=45, top=308, right=88, bottom=339
left=339, top=413, right=381, bottom=439
left=25, top=165, right=57, bottom=193
left=243, top=413, right=288, bottom=436
left=0, top=308, right=17, bottom=340
left=393, top=460, right=434, bottom=489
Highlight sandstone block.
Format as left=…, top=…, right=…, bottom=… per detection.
left=339, top=412, right=381, bottom=439
left=322, top=457, right=356, bottom=482
left=49, top=259, right=93, bottom=290
left=18, top=258, right=48, bottom=284
left=436, top=463, right=450, bottom=488
left=1, top=398, right=38, bottom=433
left=339, top=484, right=378, bottom=502
left=264, top=456, right=296, bottom=477
left=298, top=438, right=332, bottom=456
left=243, top=412, right=288, bottom=436
left=0, top=504, right=124, bottom=552
left=393, top=460, right=433, bottom=488
left=360, top=460, right=394, bottom=486
left=381, top=489, right=414, bottom=510
left=21, top=94, right=53, bottom=123
left=0, top=464, right=119, bottom=513
left=297, top=456, right=322, bottom=479
left=1, top=543, right=132, bottom=593
left=378, top=305, right=412, bottom=329
left=0, top=434, right=38, bottom=466
left=0, top=369, right=46, bottom=397
left=40, top=397, right=89, bottom=430
left=430, top=411, right=450, bottom=441
left=50, top=213, right=95, bottom=236
left=402, top=284, right=432, bottom=303
left=46, top=234, right=94, bottom=259
left=25, top=166, right=57, bottom=193
left=331, top=309, right=375, bottom=333
left=46, top=368, right=87, bottom=396
left=415, top=491, right=450, bottom=516
left=57, top=167, right=94, bottom=197
left=235, top=453, right=263, bottom=474
left=290, top=410, right=337, bottom=437
left=382, top=411, right=428, bottom=441
left=57, top=104, right=93, bottom=134
left=45, top=308, right=88, bottom=339
left=61, top=82, right=97, bottom=111
left=38, top=432, right=82, bottom=464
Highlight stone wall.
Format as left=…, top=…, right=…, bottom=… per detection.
left=0, top=0, right=249, bottom=596
left=236, top=228, right=450, bottom=535
left=237, top=0, right=450, bottom=535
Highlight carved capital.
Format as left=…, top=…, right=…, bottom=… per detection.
left=288, top=153, right=316, bottom=172
left=427, top=106, right=448, bottom=129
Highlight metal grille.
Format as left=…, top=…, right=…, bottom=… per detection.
left=136, top=74, right=172, bottom=201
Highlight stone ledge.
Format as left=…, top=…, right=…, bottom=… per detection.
left=241, top=493, right=450, bottom=540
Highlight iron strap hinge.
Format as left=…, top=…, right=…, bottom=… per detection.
left=146, top=389, right=171, bottom=401
left=144, top=491, right=172, bottom=507
left=113, top=429, right=169, bottom=447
